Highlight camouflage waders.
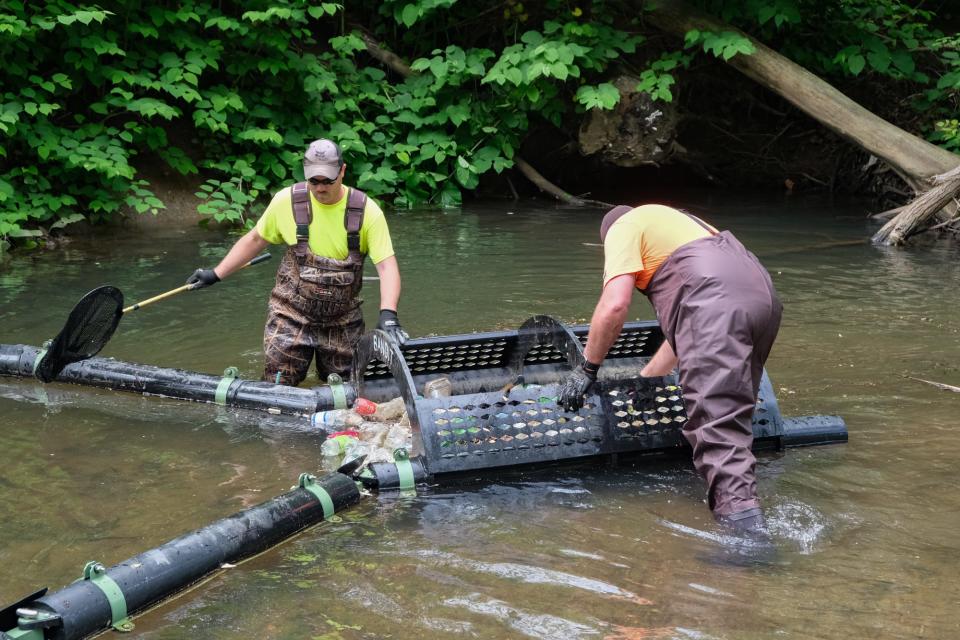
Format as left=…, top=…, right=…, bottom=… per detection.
left=263, top=184, right=367, bottom=386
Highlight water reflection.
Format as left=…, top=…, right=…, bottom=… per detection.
left=1, top=195, right=959, bottom=638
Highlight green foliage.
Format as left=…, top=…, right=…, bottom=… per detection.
left=2, top=0, right=955, bottom=248
left=1, top=0, right=645, bottom=246
left=634, top=51, right=691, bottom=103
left=685, top=29, right=756, bottom=61
left=931, top=120, right=960, bottom=154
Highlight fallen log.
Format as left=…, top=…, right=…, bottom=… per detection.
left=644, top=0, right=959, bottom=189
left=871, top=166, right=960, bottom=245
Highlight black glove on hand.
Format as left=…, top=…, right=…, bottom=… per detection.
left=558, top=361, right=600, bottom=412
left=186, top=268, right=220, bottom=289
left=377, top=309, right=409, bottom=347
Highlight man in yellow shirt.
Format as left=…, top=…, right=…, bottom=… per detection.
left=558, top=204, right=782, bottom=538
left=186, top=139, right=407, bottom=386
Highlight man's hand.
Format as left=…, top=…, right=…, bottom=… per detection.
left=558, top=361, right=600, bottom=412
left=377, top=309, right=409, bottom=346
left=186, top=268, right=220, bottom=289
left=640, top=361, right=676, bottom=377
left=639, top=341, right=678, bottom=377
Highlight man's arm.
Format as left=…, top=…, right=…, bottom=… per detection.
left=213, top=228, right=271, bottom=279
left=374, top=255, right=401, bottom=311
left=583, top=274, right=636, bottom=365
left=640, top=340, right=678, bottom=377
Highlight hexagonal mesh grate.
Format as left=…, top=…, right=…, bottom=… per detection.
left=415, top=373, right=782, bottom=476
left=362, top=324, right=660, bottom=379
left=417, top=384, right=607, bottom=474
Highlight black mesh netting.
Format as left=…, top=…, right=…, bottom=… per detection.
left=35, top=286, right=124, bottom=382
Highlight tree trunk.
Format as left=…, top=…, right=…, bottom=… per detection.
left=644, top=0, right=959, bottom=191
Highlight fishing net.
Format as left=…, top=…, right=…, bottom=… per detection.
left=35, top=286, right=124, bottom=383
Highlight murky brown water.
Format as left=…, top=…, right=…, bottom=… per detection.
left=1, top=194, right=958, bottom=639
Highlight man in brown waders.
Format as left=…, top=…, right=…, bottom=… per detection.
left=558, top=204, right=782, bottom=538
left=185, top=138, right=408, bottom=385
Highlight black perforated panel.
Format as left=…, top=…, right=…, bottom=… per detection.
left=362, top=322, right=662, bottom=380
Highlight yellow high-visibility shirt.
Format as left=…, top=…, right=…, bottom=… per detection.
left=256, top=185, right=395, bottom=264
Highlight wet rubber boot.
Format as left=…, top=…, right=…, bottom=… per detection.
left=716, top=507, right=768, bottom=538
left=711, top=507, right=778, bottom=567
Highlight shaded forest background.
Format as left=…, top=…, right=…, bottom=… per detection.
left=1, top=0, right=958, bottom=252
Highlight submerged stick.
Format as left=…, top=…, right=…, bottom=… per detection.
left=907, top=376, right=960, bottom=393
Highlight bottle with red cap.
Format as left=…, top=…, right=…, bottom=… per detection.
left=353, top=398, right=377, bottom=416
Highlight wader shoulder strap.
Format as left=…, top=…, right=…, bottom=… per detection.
left=683, top=211, right=718, bottom=236
left=344, top=187, right=367, bottom=261
left=291, top=182, right=311, bottom=257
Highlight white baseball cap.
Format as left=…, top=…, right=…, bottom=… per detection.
left=303, top=139, right=343, bottom=180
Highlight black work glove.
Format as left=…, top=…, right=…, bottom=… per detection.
left=558, top=360, right=600, bottom=412
left=377, top=309, right=409, bottom=347
left=186, top=268, right=220, bottom=289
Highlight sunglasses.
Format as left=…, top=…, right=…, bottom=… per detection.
left=308, top=176, right=337, bottom=186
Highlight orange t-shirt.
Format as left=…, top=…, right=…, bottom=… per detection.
left=602, top=205, right=717, bottom=290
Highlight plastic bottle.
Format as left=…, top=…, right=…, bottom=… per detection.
left=341, top=439, right=373, bottom=466
left=384, top=424, right=411, bottom=452
left=353, top=398, right=377, bottom=416
left=372, top=397, right=407, bottom=422
left=424, top=376, right=452, bottom=398
left=319, top=431, right=359, bottom=456
left=358, top=421, right=389, bottom=446
left=311, top=409, right=363, bottom=429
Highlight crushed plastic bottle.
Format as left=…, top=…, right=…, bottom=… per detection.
left=384, top=423, right=412, bottom=451
left=372, top=397, right=407, bottom=422
left=358, top=421, right=390, bottom=446
left=311, top=409, right=363, bottom=430
left=424, top=376, right=452, bottom=398
left=341, top=439, right=374, bottom=466
left=319, top=431, right=359, bottom=456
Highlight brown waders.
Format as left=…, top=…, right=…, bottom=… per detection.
left=643, top=228, right=782, bottom=517
left=262, top=184, right=367, bottom=386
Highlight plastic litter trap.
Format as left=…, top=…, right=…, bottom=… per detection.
left=352, top=315, right=810, bottom=484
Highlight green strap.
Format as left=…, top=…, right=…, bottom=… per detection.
left=393, top=449, right=415, bottom=492
left=298, top=473, right=335, bottom=519
left=326, top=373, right=348, bottom=409
left=81, top=562, right=134, bottom=632
left=5, top=627, right=45, bottom=639
left=31, top=348, right=47, bottom=377
left=215, top=366, right=240, bottom=405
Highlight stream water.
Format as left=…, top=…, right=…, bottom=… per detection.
left=1, top=193, right=957, bottom=639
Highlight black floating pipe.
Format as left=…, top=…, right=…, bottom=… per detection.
left=361, top=456, right=431, bottom=491
left=2, top=473, right=359, bottom=640
left=781, top=415, right=848, bottom=447
left=0, top=344, right=355, bottom=416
